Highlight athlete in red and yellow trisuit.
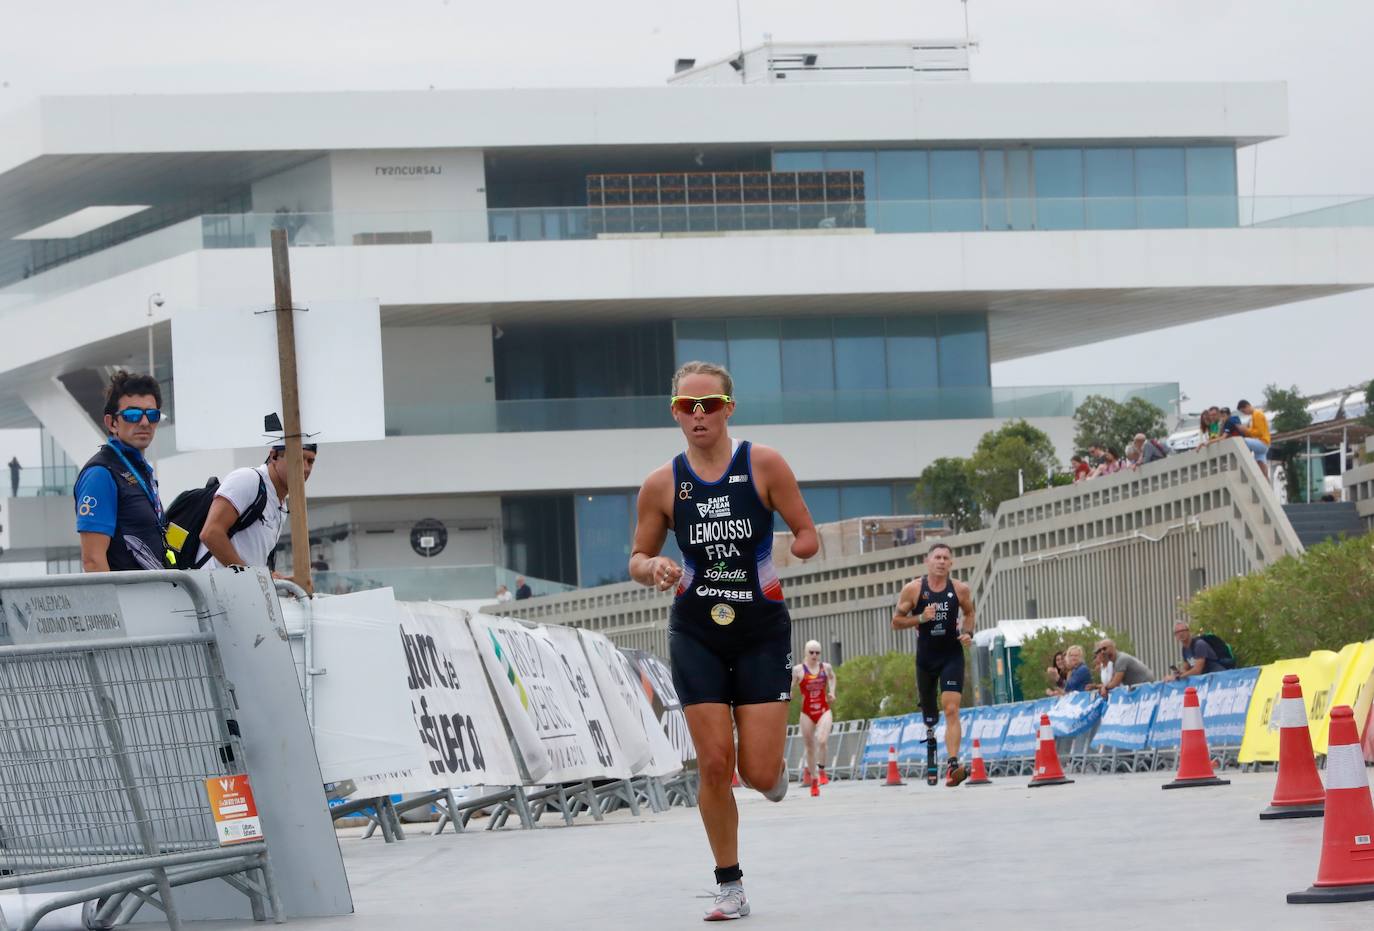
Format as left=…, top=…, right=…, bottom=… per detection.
left=792, top=640, right=836, bottom=797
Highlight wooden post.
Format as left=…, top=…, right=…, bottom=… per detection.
left=270, top=229, right=312, bottom=593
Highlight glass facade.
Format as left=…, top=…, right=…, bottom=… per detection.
left=494, top=320, right=674, bottom=401
left=542, top=481, right=923, bottom=589
left=773, top=145, right=1237, bottom=232
left=675, top=314, right=990, bottom=393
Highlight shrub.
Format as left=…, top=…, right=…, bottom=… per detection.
left=1185, top=534, right=1374, bottom=665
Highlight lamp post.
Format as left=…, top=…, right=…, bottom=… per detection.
left=146, top=292, right=164, bottom=377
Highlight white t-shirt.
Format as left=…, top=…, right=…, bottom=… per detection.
left=194, top=465, right=284, bottom=570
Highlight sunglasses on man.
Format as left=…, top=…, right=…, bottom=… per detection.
left=670, top=394, right=733, bottom=416
left=114, top=407, right=162, bottom=424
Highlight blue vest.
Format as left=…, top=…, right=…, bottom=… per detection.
left=77, top=444, right=167, bottom=571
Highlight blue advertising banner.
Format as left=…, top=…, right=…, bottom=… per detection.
left=957, top=706, right=985, bottom=759
left=1091, top=683, right=1161, bottom=751
left=999, top=699, right=1053, bottom=758
left=1148, top=680, right=1192, bottom=749
left=1148, top=669, right=1261, bottom=749
left=1047, top=691, right=1106, bottom=738
left=1201, top=666, right=1260, bottom=746
left=973, top=704, right=1013, bottom=758
left=862, top=715, right=910, bottom=766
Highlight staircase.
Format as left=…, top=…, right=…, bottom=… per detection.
left=1282, top=502, right=1366, bottom=548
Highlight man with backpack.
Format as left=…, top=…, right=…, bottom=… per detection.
left=184, top=443, right=317, bottom=572
left=1168, top=620, right=1233, bottom=679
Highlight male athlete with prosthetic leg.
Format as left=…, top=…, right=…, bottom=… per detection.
left=892, top=543, right=976, bottom=786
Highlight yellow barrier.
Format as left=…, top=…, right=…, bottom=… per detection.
left=1315, top=641, right=1374, bottom=753
left=1238, top=650, right=1339, bottom=764
left=1237, top=640, right=1374, bottom=762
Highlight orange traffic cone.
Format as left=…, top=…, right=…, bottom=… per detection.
left=883, top=746, right=905, bottom=787
left=1260, top=674, right=1325, bottom=820
left=1028, top=714, right=1073, bottom=787
left=1163, top=686, right=1230, bottom=789
left=966, top=738, right=992, bottom=786
left=1287, top=706, right=1374, bottom=903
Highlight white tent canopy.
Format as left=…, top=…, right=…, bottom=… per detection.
left=973, top=616, right=1091, bottom=649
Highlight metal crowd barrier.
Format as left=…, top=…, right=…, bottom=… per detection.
left=0, top=630, right=284, bottom=931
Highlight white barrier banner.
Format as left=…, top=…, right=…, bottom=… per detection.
left=393, top=602, right=523, bottom=790
left=305, top=589, right=431, bottom=790
left=577, top=629, right=658, bottom=774
left=469, top=613, right=609, bottom=783
left=540, top=626, right=633, bottom=780
left=624, top=648, right=697, bottom=764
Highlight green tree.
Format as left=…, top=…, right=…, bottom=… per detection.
left=1014, top=624, right=1138, bottom=703
left=913, top=457, right=981, bottom=532
left=1183, top=534, right=1374, bottom=667
left=1362, top=379, right=1374, bottom=431
left=968, top=419, right=1059, bottom=517
left=1073, top=394, right=1169, bottom=453
left=1263, top=383, right=1312, bottom=501
left=828, top=652, right=918, bottom=722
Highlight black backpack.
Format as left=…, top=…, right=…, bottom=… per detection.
left=165, top=473, right=269, bottom=569
left=1197, top=634, right=1237, bottom=670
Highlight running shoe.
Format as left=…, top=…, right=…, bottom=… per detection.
left=818, top=769, right=829, bottom=785
left=809, top=780, right=819, bottom=797
left=801, top=766, right=811, bottom=786
left=704, top=883, right=750, bottom=921
left=945, top=758, right=969, bottom=787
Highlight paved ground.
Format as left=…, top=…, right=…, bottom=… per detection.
left=216, top=771, right=1373, bottom=930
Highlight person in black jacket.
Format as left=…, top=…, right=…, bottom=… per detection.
left=75, top=371, right=167, bottom=571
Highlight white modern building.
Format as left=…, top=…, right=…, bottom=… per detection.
left=1, top=43, right=1370, bottom=599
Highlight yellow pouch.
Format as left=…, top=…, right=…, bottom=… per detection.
left=165, top=522, right=189, bottom=552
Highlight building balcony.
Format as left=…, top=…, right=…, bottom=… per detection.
left=382, top=383, right=1179, bottom=436
left=3, top=195, right=1371, bottom=313
left=312, top=565, right=573, bottom=602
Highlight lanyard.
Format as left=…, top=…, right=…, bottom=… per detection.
left=107, top=442, right=164, bottom=526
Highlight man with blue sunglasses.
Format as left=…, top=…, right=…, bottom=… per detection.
left=75, top=370, right=168, bottom=572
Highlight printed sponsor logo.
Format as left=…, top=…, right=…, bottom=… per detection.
left=678, top=481, right=694, bottom=501
left=696, top=495, right=731, bottom=519
left=77, top=495, right=97, bottom=516
left=696, top=586, right=754, bottom=603
left=703, top=562, right=748, bottom=583
left=729, top=474, right=748, bottom=484
left=374, top=165, right=443, bottom=176
left=709, top=603, right=736, bottom=626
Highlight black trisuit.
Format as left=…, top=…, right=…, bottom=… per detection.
left=668, top=440, right=793, bottom=707
left=912, top=576, right=965, bottom=726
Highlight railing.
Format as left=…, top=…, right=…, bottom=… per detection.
left=313, top=564, right=573, bottom=602
left=5, top=465, right=79, bottom=498
left=2, top=194, right=1370, bottom=311
left=384, top=383, right=1179, bottom=436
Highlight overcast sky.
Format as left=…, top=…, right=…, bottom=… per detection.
left=0, top=0, right=1370, bottom=470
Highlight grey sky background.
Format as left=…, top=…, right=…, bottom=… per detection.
left=0, top=0, right=1370, bottom=470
